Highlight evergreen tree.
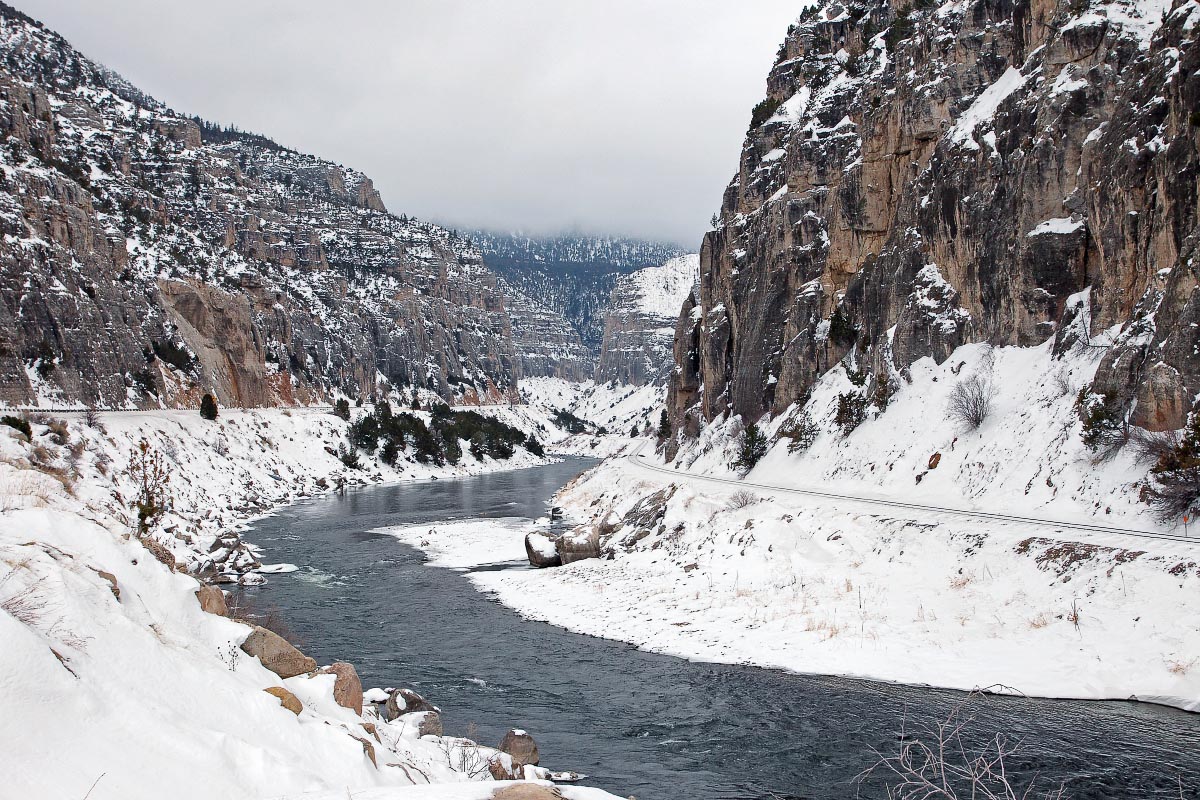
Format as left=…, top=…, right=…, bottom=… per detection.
left=735, top=424, right=768, bottom=471
left=199, top=393, right=218, bottom=421
left=657, top=409, right=671, bottom=439
left=630, top=424, right=640, bottom=438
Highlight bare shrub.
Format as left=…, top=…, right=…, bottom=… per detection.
left=1128, top=427, right=1179, bottom=465
left=1051, top=369, right=1073, bottom=398
left=83, top=406, right=103, bottom=431
left=437, top=728, right=492, bottom=779
left=727, top=490, right=758, bottom=509
left=947, top=376, right=995, bottom=430
left=858, top=695, right=1067, bottom=799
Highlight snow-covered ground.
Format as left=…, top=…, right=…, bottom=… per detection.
left=396, top=342, right=1200, bottom=712
left=520, top=378, right=664, bottom=437
left=0, top=405, right=624, bottom=800
left=616, top=253, right=700, bottom=319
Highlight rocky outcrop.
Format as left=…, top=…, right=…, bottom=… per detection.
left=596, top=254, right=699, bottom=386
left=499, top=279, right=593, bottom=381
left=668, top=0, right=1200, bottom=436
left=0, top=5, right=518, bottom=409
left=240, top=626, right=317, bottom=679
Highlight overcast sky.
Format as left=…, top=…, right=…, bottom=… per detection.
left=19, top=1, right=798, bottom=247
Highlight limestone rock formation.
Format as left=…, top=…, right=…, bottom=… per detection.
left=0, top=4, right=518, bottom=409
left=668, top=0, right=1200, bottom=436
left=499, top=279, right=593, bottom=381
left=596, top=254, right=699, bottom=385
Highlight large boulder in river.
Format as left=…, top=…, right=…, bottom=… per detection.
left=385, top=687, right=438, bottom=721
left=555, top=527, right=601, bottom=565
left=525, top=531, right=562, bottom=568
left=498, top=728, right=540, bottom=766
left=321, top=662, right=363, bottom=715
left=240, top=626, right=316, bottom=678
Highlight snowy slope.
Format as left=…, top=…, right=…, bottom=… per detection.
left=402, top=342, right=1200, bottom=711
left=0, top=407, right=623, bottom=799
left=619, top=254, right=700, bottom=319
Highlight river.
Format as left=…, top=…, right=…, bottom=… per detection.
left=243, top=457, right=1200, bottom=800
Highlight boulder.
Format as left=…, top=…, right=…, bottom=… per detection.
left=487, top=752, right=521, bottom=781
left=195, top=584, right=228, bottom=616
left=525, top=531, right=562, bottom=568
left=555, top=528, right=600, bottom=565
left=240, top=626, right=316, bottom=678
left=498, top=728, right=539, bottom=766
left=403, top=710, right=443, bottom=737
left=385, top=687, right=438, bottom=721
left=321, top=661, right=363, bottom=714
left=263, top=686, right=302, bottom=715
left=491, top=786, right=562, bottom=800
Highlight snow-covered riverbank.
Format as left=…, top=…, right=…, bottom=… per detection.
left=391, top=344, right=1200, bottom=713
left=0, top=404, right=625, bottom=800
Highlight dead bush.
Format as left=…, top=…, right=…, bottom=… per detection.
left=727, top=490, right=758, bottom=509
left=858, top=694, right=1067, bottom=799
left=947, top=376, right=995, bottom=430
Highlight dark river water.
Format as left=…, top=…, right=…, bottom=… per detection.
left=243, top=457, right=1200, bottom=800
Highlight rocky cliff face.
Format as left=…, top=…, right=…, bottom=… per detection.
left=0, top=4, right=518, bottom=409
left=669, top=0, right=1200, bottom=438
left=596, top=254, right=699, bottom=386
left=496, top=278, right=593, bottom=381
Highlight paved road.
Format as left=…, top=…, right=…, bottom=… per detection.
left=623, top=441, right=1199, bottom=547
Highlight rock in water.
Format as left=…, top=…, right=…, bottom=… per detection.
left=240, top=626, right=316, bottom=679
left=263, top=686, right=303, bottom=715
left=498, top=728, right=540, bottom=766
left=525, top=531, right=562, bottom=568
left=321, top=662, right=363, bottom=715
left=195, top=584, right=228, bottom=616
